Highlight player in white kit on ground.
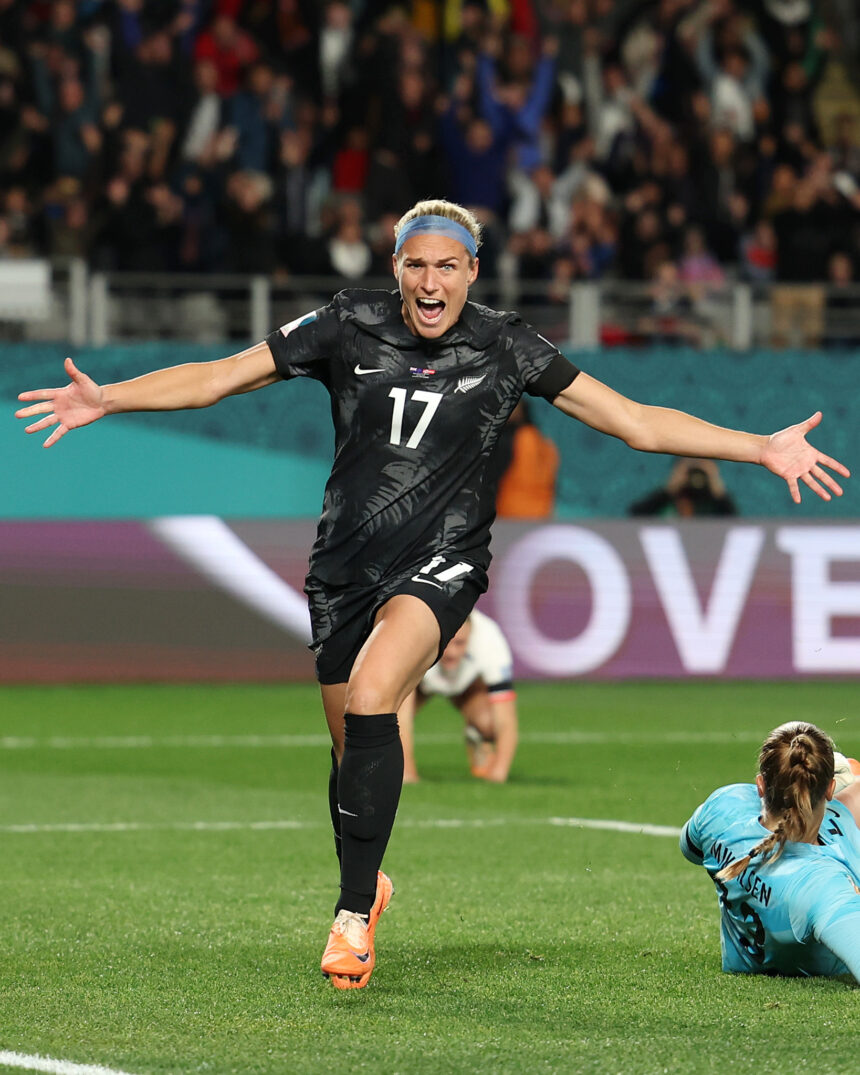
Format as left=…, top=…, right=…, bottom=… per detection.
left=399, top=610, right=518, bottom=784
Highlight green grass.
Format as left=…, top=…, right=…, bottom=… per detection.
left=1, top=682, right=859, bottom=1075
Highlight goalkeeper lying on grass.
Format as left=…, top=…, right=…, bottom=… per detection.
left=682, top=722, right=860, bottom=981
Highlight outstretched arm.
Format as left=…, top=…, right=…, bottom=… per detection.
left=553, top=372, right=850, bottom=504
left=16, top=341, right=279, bottom=448
left=483, top=694, right=518, bottom=784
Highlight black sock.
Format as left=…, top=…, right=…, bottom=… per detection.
left=328, top=747, right=342, bottom=865
left=335, top=711, right=403, bottom=918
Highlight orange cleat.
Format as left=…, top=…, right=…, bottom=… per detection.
left=321, top=870, right=394, bottom=990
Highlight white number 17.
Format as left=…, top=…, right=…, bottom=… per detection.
left=388, top=388, right=442, bottom=449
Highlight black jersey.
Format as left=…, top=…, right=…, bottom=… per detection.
left=265, top=289, right=578, bottom=590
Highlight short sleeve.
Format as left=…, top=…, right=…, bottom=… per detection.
left=503, top=318, right=580, bottom=401
left=680, top=814, right=705, bottom=865
left=265, top=302, right=341, bottom=381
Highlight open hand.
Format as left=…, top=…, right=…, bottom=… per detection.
left=761, top=412, right=850, bottom=503
left=16, top=357, right=105, bottom=447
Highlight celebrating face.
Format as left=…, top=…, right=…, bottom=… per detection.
left=394, top=233, right=479, bottom=339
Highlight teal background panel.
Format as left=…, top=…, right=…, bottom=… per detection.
left=5, top=343, right=857, bottom=519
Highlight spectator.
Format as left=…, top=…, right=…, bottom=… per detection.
left=193, top=12, right=258, bottom=98
left=374, top=66, right=442, bottom=208
left=438, top=89, right=510, bottom=222
left=220, top=169, right=277, bottom=275
left=112, top=24, right=187, bottom=139
left=830, top=112, right=860, bottom=179
left=509, top=162, right=565, bottom=239
left=693, top=5, right=769, bottom=143
left=591, top=62, right=637, bottom=172
left=629, top=458, right=738, bottom=517
left=740, top=218, right=777, bottom=281
left=319, top=1, right=354, bottom=102
left=180, top=58, right=224, bottom=168
left=678, top=224, right=726, bottom=289
left=637, top=258, right=704, bottom=347
left=327, top=198, right=371, bottom=280
left=475, top=31, right=558, bottom=176
left=0, top=0, right=856, bottom=303
left=618, top=187, right=672, bottom=281
left=175, top=167, right=221, bottom=273
left=823, top=250, right=860, bottom=348
left=43, top=176, right=91, bottom=258
left=769, top=175, right=839, bottom=346
left=495, top=400, right=560, bottom=520
left=691, top=127, right=748, bottom=261
left=366, top=212, right=398, bottom=277
left=245, top=1, right=317, bottom=97
left=275, top=126, right=329, bottom=275
left=30, top=33, right=105, bottom=184
left=2, top=184, right=37, bottom=256
left=331, top=126, right=369, bottom=195
left=93, top=170, right=178, bottom=273
left=227, top=60, right=291, bottom=174
left=678, top=225, right=727, bottom=338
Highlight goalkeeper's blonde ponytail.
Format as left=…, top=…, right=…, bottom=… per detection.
left=717, top=722, right=834, bottom=882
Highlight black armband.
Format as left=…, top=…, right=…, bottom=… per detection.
left=530, top=354, right=580, bottom=401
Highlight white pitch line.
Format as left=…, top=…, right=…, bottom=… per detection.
left=0, top=734, right=333, bottom=751
left=0, top=1050, right=140, bottom=1075
left=549, top=816, right=682, bottom=838
left=0, top=730, right=766, bottom=751
left=0, top=816, right=682, bottom=838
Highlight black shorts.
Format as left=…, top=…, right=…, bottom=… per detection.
left=306, top=554, right=488, bottom=685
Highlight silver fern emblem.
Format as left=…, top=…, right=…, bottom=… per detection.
left=455, top=373, right=488, bottom=393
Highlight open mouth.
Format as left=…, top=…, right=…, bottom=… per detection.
left=416, top=297, right=446, bottom=326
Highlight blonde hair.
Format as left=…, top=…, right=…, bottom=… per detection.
left=717, top=721, right=834, bottom=882
left=393, top=199, right=482, bottom=260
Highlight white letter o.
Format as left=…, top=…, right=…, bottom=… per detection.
left=494, top=526, right=631, bottom=675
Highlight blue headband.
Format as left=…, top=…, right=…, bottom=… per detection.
left=394, top=215, right=478, bottom=258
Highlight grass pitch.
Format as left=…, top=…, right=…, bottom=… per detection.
left=0, top=681, right=858, bottom=1075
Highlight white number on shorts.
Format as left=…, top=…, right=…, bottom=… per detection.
left=416, top=557, right=474, bottom=583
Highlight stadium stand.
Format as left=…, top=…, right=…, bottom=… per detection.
left=0, top=0, right=858, bottom=348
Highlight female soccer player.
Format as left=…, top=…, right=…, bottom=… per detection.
left=399, top=609, right=518, bottom=784
left=17, top=199, right=850, bottom=990
left=681, top=722, right=860, bottom=981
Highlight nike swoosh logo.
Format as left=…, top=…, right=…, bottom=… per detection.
left=338, top=807, right=360, bottom=817
left=354, top=364, right=385, bottom=375
left=411, top=576, right=443, bottom=589
left=349, top=950, right=371, bottom=963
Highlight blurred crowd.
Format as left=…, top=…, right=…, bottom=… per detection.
left=1, top=0, right=859, bottom=319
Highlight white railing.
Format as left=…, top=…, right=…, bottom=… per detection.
left=2, top=259, right=859, bottom=352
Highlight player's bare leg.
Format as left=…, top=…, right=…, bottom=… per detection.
left=321, top=596, right=440, bottom=988
left=397, top=691, right=421, bottom=783
left=346, top=595, right=440, bottom=715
